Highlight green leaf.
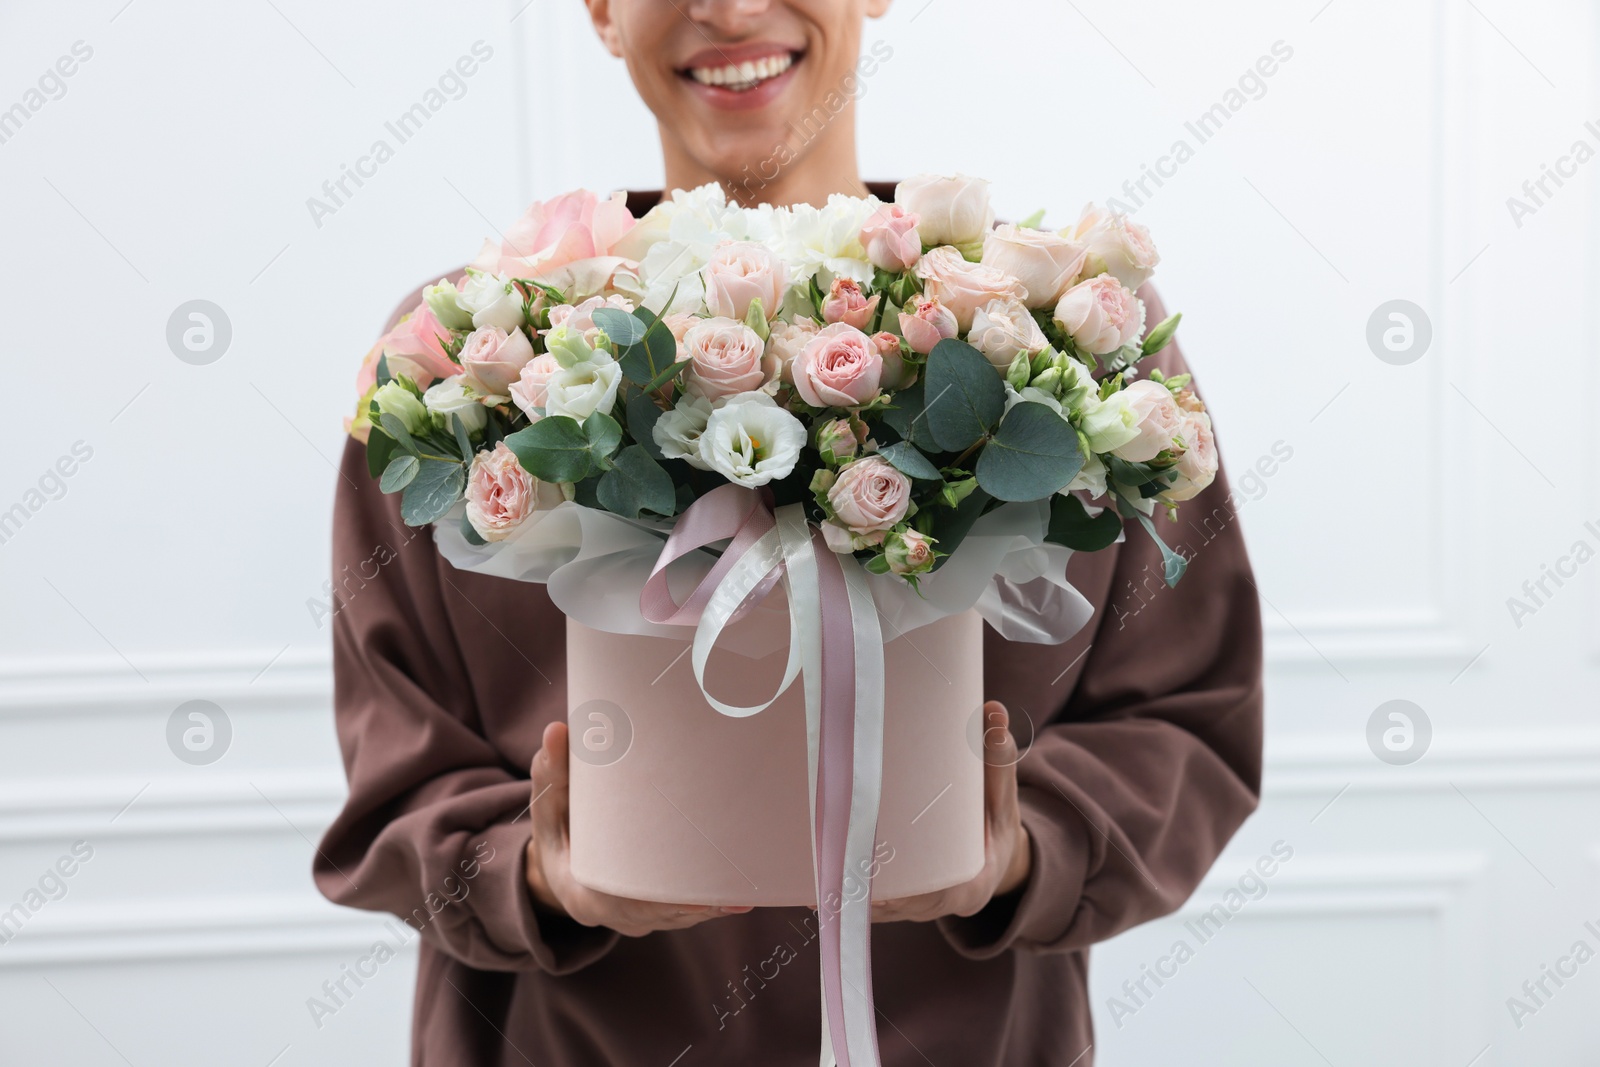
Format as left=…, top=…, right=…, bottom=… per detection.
left=366, top=428, right=398, bottom=479
left=460, top=512, right=487, bottom=547
left=619, top=317, right=680, bottom=386
left=1142, top=312, right=1182, bottom=356
left=593, top=307, right=647, bottom=348
left=642, top=356, right=690, bottom=395
left=928, top=487, right=992, bottom=570
left=975, top=402, right=1085, bottom=502
left=1046, top=493, right=1123, bottom=552
left=1018, top=208, right=1047, bottom=229
left=504, top=416, right=593, bottom=483
left=379, top=453, right=421, bottom=494
left=583, top=410, right=623, bottom=469
left=875, top=441, right=941, bottom=481
left=451, top=414, right=474, bottom=461
left=596, top=445, right=676, bottom=519
left=378, top=413, right=420, bottom=457
left=628, top=394, right=666, bottom=460
left=400, top=459, right=465, bottom=525
left=923, top=339, right=1005, bottom=452
left=375, top=354, right=394, bottom=387
left=880, top=380, right=941, bottom=450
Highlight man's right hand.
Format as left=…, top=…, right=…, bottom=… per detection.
left=526, top=721, right=753, bottom=937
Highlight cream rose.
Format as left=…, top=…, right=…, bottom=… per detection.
left=1053, top=274, right=1146, bottom=356
left=1110, top=380, right=1185, bottom=463
left=459, top=325, right=535, bottom=395
left=895, top=174, right=994, bottom=249
left=1067, top=203, right=1161, bottom=291
left=465, top=442, right=545, bottom=542
left=762, top=317, right=819, bottom=385
left=458, top=273, right=525, bottom=332
left=792, top=323, right=884, bottom=408
left=827, top=455, right=911, bottom=537
left=981, top=224, right=1088, bottom=309
left=968, top=299, right=1050, bottom=370
left=703, top=241, right=789, bottom=322
left=859, top=204, right=923, bottom=272
left=683, top=318, right=769, bottom=399
left=1163, top=410, right=1218, bottom=501
left=698, top=392, right=806, bottom=487
left=914, top=246, right=1029, bottom=331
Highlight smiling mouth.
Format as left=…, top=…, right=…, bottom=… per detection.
left=681, top=50, right=803, bottom=93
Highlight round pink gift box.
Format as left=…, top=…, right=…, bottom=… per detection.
left=565, top=597, right=986, bottom=908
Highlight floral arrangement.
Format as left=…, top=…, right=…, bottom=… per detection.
left=348, top=174, right=1215, bottom=586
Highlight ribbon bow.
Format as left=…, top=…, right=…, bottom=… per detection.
left=641, top=483, right=886, bottom=1067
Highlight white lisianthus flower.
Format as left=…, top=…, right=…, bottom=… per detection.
left=457, top=272, right=525, bottom=332
left=1063, top=454, right=1109, bottom=498
left=1078, top=389, right=1142, bottom=455
left=698, top=392, right=806, bottom=487
left=1002, top=383, right=1065, bottom=417
left=774, top=194, right=881, bottom=289
left=653, top=395, right=715, bottom=470
left=422, top=375, right=489, bottom=433
left=544, top=359, right=623, bottom=421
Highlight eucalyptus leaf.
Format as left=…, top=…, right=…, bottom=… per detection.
left=583, top=410, right=623, bottom=467
left=593, top=307, right=647, bottom=347
left=378, top=413, right=420, bottom=457
left=451, top=414, right=474, bottom=461
left=366, top=428, right=398, bottom=479
left=596, top=445, right=676, bottom=519
left=627, top=394, right=667, bottom=460
left=975, top=402, right=1085, bottom=502
left=400, top=459, right=465, bottom=525
left=376, top=354, right=394, bottom=387
left=881, top=379, right=940, bottom=450
left=1046, top=493, right=1123, bottom=552
left=379, top=453, right=421, bottom=494
left=459, top=512, right=487, bottom=547
left=504, top=416, right=593, bottom=483
left=928, top=487, right=992, bottom=570
left=1128, top=503, right=1189, bottom=587
left=620, top=318, right=680, bottom=386
left=924, top=339, right=1004, bottom=452
left=875, top=441, right=941, bottom=481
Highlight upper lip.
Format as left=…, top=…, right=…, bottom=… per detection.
left=678, top=42, right=802, bottom=71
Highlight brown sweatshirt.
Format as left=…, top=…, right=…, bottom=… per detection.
left=316, top=186, right=1264, bottom=1066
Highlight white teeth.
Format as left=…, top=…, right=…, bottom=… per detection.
left=688, top=52, right=794, bottom=91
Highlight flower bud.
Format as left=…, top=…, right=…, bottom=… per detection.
left=373, top=381, right=428, bottom=435
left=885, top=528, right=938, bottom=577
left=424, top=279, right=476, bottom=331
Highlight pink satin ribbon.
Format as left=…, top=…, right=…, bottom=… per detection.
left=639, top=487, right=881, bottom=1067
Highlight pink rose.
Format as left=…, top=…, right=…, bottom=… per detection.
left=821, top=277, right=880, bottom=331
left=913, top=246, right=1028, bottom=331
left=703, top=241, right=790, bottom=322
left=459, top=325, right=535, bottom=395
left=465, top=442, right=540, bottom=542
left=827, top=455, right=911, bottom=536
left=508, top=353, right=562, bottom=417
left=549, top=295, right=635, bottom=338
left=496, top=189, right=636, bottom=279
left=981, top=224, right=1088, bottom=309
left=1112, top=380, right=1185, bottom=463
left=763, top=317, right=819, bottom=384
left=683, top=318, right=769, bottom=399
left=792, top=323, right=884, bottom=408
left=968, top=299, right=1049, bottom=370
left=815, top=417, right=863, bottom=464
left=1163, top=410, right=1217, bottom=502
left=871, top=331, right=916, bottom=390
left=1067, top=203, right=1161, bottom=291
left=898, top=297, right=959, bottom=355
left=358, top=304, right=457, bottom=393
left=885, top=528, right=937, bottom=576
left=1053, top=275, right=1146, bottom=356
left=860, top=204, right=923, bottom=272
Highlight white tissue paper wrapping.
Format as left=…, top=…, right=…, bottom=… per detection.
left=431, top=499, right=1096, bottom=660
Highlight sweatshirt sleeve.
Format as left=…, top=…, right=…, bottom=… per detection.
left=939, top=285, right=1265, bottom=958
left=312, top=294, right=619, bottom=974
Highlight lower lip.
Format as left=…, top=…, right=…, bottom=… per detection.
left=681, top=57, right=801, bottom=112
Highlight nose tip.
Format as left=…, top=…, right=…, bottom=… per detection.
left=685, top=0, right=775, bottom=33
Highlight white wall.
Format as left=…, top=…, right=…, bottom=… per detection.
left=2, top=0, right=1597, bottom=1063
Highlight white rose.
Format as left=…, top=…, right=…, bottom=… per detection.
left=895, top=174, right=994, bottom=249
left=422, top=375, right=489, bottom=433
left=653, top=394, right=715, bottom=470
left=981, top=224, right=1088, bottom=309
left=458, top=273, right=525, bottom=332
left=969, top=299, right=1050, bottom=369
left=698, top=392, right=806, bottom=487
left=1066, top=203, right=1161, bottom=291
left=544, top=357, right=623, bottom=421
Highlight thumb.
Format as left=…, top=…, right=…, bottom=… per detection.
left=980, top=700, right=1018, bottom=810
left=531, top=721, right=571, bottom=830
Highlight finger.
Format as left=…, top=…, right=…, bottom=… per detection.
left=530, top=721, right=571, bottom=842
left=981, top=701, right=1019, bottom=818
